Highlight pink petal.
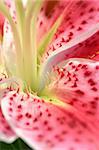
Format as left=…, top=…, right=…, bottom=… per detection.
left=40, top=2, right=99, bottom=86
left=0, top=75, right=17, bottom=142
left=37, top=0, right=67, bottom=42
left=0, top=12, right=5, bottom=41
left=3, top=0, right=16, bottom=46
left=0, top=89, right=17, bottom=143
left=42, top=0, right=99, bottom=59
left=39, top=30, right=99, bottom=90
left=0, top=107, right=16, bottom=143
left=50, top=59, right=99, bottom=126
left=1, top=91, right=99, bottom=150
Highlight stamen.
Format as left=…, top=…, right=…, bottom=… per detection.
left=21, top=0, right=42, bottom=91
left=0, top=1, right=23, bottom=77
left=0, top=0, right=75, bottom=94
left=15, top=0, right=24, bottom=46
left=0, top=1, right=42, bottom=92
left=30, top=1, right=42, bottom=90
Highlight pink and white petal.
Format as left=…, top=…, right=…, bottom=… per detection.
left=37, top=0, right=68, bottom=42
left=1, top=91, right=99, bottom=150
left=50, top=59, right=99, bottom=126
left=43, top=0, right=99, bottom=59
left=0, top=74, right=22, bottom=143
left=0, top=88, right=17, bottom=143
left=3, top=0, right=16, bottom=48
left=0, top=107, right=16, bottom=143
left=39, top=29, right=99, bottom=91
left=43, top=27, right=99, bottom=63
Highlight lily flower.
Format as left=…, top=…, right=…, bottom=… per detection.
left=0, top=0, right=99, bottom=150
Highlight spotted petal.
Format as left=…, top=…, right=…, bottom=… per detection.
left=1, top=91, right=99, bottom=150
left=39, top=30, right=99, bottom=90
left=41, top=0, right=99, bottom=59
left=0, top=75, right=17, bottom=143
left=39, top=0, right=99, bottom=90
left=0, top=105, right=16, bottom=143
left=3, top=1, right=99, bottom=60
left=49, top=59, right=99, bottom=128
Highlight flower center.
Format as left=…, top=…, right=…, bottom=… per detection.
left=0, top=0, right=63, bottom=95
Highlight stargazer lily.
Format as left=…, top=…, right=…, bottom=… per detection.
left=0, top=0, right=99, bottom=150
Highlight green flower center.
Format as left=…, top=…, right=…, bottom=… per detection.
left=0, top=0, right=63, bottom=95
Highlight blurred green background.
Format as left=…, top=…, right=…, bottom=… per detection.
left=0, top=138, right=34, bottom=150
